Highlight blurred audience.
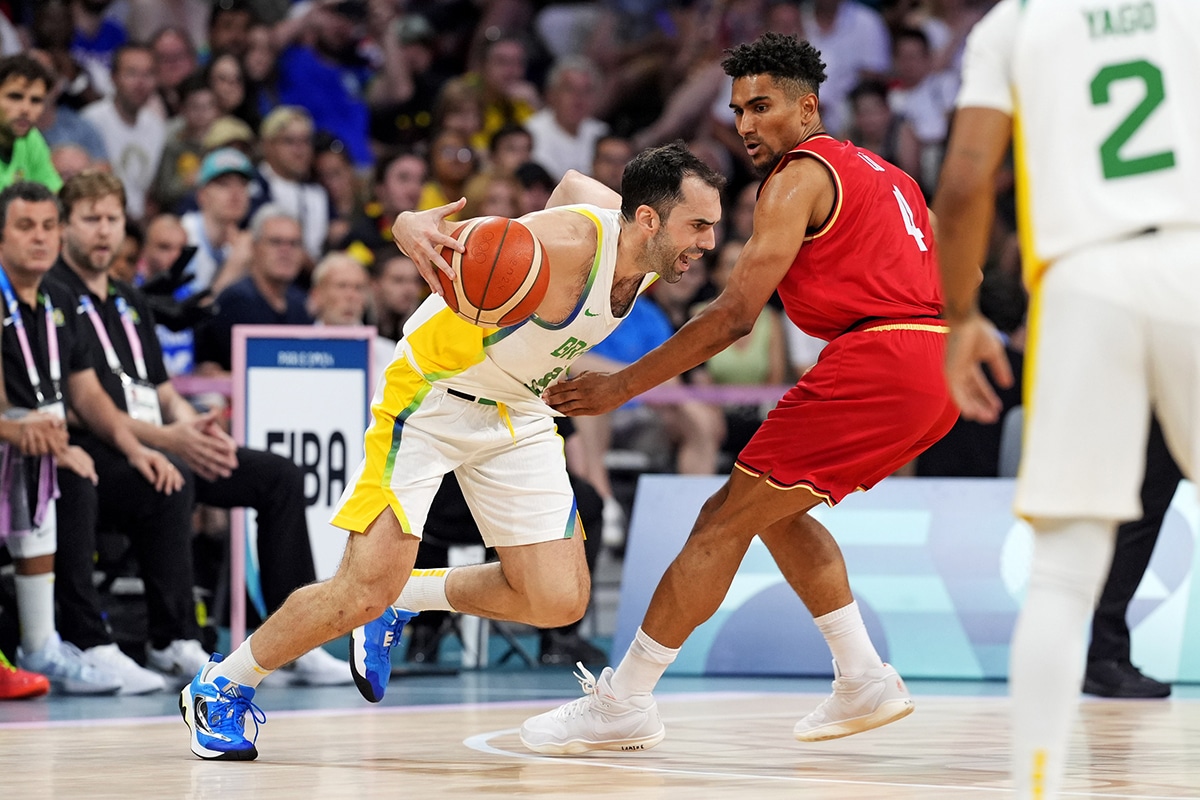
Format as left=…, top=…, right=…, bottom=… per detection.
left=194, top=205, right=313, bottom=374
left=255, top=106, right=329, bottom=261
left=81, top=44, right=165, bottom=220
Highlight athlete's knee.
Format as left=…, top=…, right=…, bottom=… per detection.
left=331, top=558, right=410, bottom=625
left=786, top=513, right=841, bottom=563
left=524, top=573, right=591, bottom=627
left=1028, top=517, right=1117, bottom=603
left=691, top=482, right=732, bottom=530
left=337, top=576, right=407, bottom=626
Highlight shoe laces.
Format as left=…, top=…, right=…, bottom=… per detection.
left=550, top=663, right=602, bottom=721
left=211, top=684, right=267, bottom=743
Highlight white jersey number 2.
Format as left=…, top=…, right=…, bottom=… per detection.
left=1091, top=59, right=1176, bottom=180
left=892, top=186, right=928, bottom=252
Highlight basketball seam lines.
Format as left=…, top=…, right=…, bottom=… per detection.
left=475, top=220, right=512, bottom=325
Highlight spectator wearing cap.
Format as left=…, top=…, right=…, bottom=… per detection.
left=253, top=106, right=330, bottom=261
left=81, top=44, right=166, bottom=220
left=164, top=148, right=256, bottom=376
left=181, top=148, right=256, bottom=297
left=202, top=115, right=256, bottom=157
left=273, top=0, right=373, bottom=167
left=150, top=74, right=221, bottom=214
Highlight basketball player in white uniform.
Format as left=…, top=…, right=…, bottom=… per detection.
left=180, top=143, right=724, bottom=760
left=933, top=1, right=1200, bottom=796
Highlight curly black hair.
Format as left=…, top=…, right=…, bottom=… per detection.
left=720, top=33, right=828, bottom=98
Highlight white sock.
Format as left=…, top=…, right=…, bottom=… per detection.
left=1011, top=518, right=1116, bottom=800
left=609, top=627, right=679, bottom=699
left=396, top=567, right=455, bottom=612
left=15, top=572, right=55, bottom=654
left=814, top=601, right=884, bottom=677
left=210, top=634, right=273, bottom=688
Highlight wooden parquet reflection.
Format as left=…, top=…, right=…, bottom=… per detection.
left=2, top=694, right=1198, bottom=799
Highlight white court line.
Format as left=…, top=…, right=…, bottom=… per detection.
left=462, top=716, right=1193, bottom=800
left=0, top=690, right=754, bottom=731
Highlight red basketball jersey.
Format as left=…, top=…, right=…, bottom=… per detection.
left=763, top=134, right=943, bottom=342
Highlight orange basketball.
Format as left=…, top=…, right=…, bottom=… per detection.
left=436, top=217, right=549, bottom=327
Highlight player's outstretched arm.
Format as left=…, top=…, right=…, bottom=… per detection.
left=391, top=197, right=467, bottom=295
left=545, top=170, right=621, bottom=210
left=932, top=105, right=1015, bottom=423
left=545, top=159, right=817, bottom=416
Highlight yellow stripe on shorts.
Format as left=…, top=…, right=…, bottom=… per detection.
left=331, top=308, right=487, bottom=535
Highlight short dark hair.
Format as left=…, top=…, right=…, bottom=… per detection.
left=514, top=161, right=554, bottom=191
left=894, top=27, right=931, bottom=54
left=369, top=247, right=412, bottom=277
left=619, top=141, right=726, bottom=222
left=849, top=79, right=889, bottom=106
left=0, top=53, right=55, bottom=93
left=721, top=33, right=827, bottom=99
left=112, top=43, right=153, bottom=76
left=124, top=219, right=144, bottom=249
left=176, top=71, right=211, bottom=104
left=489, top=124, right=531, bottom=155
left=373, top=147, right=425, bottom=186
left=0, top=181, right=62, bottom=237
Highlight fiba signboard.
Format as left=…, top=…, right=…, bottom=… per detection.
left=231, top=326, right=374, bottom=643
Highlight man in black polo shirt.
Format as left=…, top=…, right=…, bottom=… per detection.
left=0, top=180, right=180, bottom=694
left=54, top=171, right=350, bottom=686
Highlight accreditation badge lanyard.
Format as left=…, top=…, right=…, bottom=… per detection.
left=79, top=293, right=162, bottom=425
left=0, top=266, right=64, bottom=419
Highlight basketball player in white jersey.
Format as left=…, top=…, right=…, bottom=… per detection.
left=934, top=1, right=1200, bottom=796
left=179, top=142, right=725, bottom=760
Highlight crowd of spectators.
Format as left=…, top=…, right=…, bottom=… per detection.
left=0, top=0, right=1019, bottom=692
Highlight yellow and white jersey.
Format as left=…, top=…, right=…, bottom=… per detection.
left=393, top=205, right=654, bottom=415
left=957, top=0, right=1200, bottom=277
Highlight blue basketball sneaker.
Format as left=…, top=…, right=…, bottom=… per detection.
left=180, top=654, right=266, bottom=760
left=350, top=607, right=417, bottom=702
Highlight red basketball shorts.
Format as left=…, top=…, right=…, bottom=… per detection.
left=736, top=321, right=958, bottom=505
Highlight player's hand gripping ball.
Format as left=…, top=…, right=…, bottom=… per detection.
left=437, top=217, right=549, bottom=327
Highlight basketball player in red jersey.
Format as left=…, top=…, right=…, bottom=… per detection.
left=522, top=32, right=958, bottom=754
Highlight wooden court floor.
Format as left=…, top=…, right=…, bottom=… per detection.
left=2, top=672, right=1198, bottom=799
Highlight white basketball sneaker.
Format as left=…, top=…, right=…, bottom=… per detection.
left=520, top=664, right=665, bottom=755
left=793, top=661, right=914, bottom=742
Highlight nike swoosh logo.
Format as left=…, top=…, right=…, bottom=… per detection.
left=584, top=309, right=600, bottom=317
